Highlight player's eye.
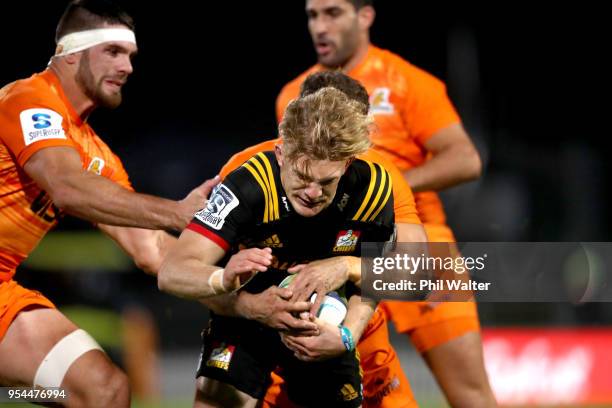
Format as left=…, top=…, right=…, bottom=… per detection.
left=327, top=7, right=343, bottom=18
left=106, top=47, right=119, bottom=57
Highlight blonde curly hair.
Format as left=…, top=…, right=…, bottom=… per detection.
left=279, top=87, right=373, bottom=163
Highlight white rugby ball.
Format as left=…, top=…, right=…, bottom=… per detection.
left=279, top=274, right=348, bottom=325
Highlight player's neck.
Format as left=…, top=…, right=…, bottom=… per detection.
left=340, top=37, right=370, bottom=73
left=49, top=64, right=96, bottom=120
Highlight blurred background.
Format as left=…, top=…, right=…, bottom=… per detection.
left=2, top=1, right=610, bottom=407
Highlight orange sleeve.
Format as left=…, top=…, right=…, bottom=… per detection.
left=0, top=86, right=76, bottom=167
left=108, top=152, right=133, bottom=191
left=358, top=149, right=421, bottom=225
left=276, top=80, right=302, bottom=124
left=219, top=139, right=280, bottom=180
left=397, top=60, right=461, bottom=146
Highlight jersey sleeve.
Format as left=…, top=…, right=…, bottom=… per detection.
left=396, top=59, right=461, bottom=146
left=186, top=165, right=263, bottom=251
left=0, top=86, right=75, bottom=167
left=107, top=152, right=134, bottom=191
left=359, top=150, right=421, bottom=225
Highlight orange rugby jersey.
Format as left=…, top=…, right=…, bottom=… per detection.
left=219, top=139, right=421, bottom=225
left=276, top=45, right=461, bottom=225
left=0, top=69, right=132, bottom=282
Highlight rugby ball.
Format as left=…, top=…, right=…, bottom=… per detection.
left=279, top=274, right=348, bottom=325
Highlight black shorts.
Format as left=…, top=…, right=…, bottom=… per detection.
left=196, top=316, right=363, bottom=407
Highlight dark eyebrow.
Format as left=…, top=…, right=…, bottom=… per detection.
left=106, top=43, right=138, bottom=58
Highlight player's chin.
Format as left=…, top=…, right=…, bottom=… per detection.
left=294, top=205, right=324, bottom=217
left=318, top=54, right=342, bottom=68
left=97, top=92, right=122, bottom=109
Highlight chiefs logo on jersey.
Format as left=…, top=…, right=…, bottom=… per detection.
left=333, top=230, right=361, bottom=253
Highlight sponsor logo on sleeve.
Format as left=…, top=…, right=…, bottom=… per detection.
left=87, top=157, right=105, bottom=175
left=194, top=184, right=239, bottom=230
left=19, top=108, right=66, bottom=146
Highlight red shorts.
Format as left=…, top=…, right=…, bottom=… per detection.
left=262, top=307, right=418, bottom=408
left=0, top=279, right=55, bottom=342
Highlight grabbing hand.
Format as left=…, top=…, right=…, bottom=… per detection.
left=178, top=176, right=220, bottom=229
left=280, top=318, right=346, bottom=362
left=287, top=257, right=351, bottom=315
left=238, top=287, right=318, bottom=335
left=223, top=247, right=273, bottom=290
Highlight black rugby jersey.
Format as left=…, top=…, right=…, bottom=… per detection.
left=188, top=151, right=395, bottom=292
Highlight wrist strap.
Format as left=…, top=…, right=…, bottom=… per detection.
left=339, top=325, right=355, bottom=352
left=208, top=268, right=227, bottom=295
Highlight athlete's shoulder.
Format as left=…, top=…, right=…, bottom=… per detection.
left=0, top=72, right=59, bottom=106
left=343, top=158, right=394, bottom=222
left=220, top=139, right=278, bottom=179
left=224, top=150, right=282, bottom=224
left=371, top=45, right=446, bottom=87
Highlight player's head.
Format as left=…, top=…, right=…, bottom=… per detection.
left=277, top=87, right=372, bottom=217
left=305, top=0, right=375, bottom=68
left=299, top=71, right=370, bottom=114
left=53, top=0, right=137, bottom=109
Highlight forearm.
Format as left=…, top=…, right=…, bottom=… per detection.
left=53, top=173, right=184, bottom=230
left=342, top=295, right=376, bottom=343
left=99, top=225, right=176, bottom=275
left=158, top=257, right=224, bottom=300
left=404, top=144, right=481, bottom=192
left=345, top=257, right=362, bottom=287
left=200, top=292, right=243, bottom=317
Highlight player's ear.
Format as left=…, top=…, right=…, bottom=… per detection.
left=358, top=5, right=375, bottom=31
left=275, top=144, right=284, bottom=166
left=344, top=157, right=355, bottom=172
left=62, top=51, right=82, bottom=65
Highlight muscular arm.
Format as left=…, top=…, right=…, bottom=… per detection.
left=24, top=146, right=211, bottom=231
left=404, top=124, right=482, bottom=192
left=158, top=229, right=272, bottom=299
left=98, top=224, right=176, bottom=275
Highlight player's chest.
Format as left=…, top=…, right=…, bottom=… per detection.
left=243, top=216, right=372, bottom=260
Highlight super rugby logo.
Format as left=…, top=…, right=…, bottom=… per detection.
left=19, top=108, right=66, bottom=146
left=194, top=184, right=239, bottom=230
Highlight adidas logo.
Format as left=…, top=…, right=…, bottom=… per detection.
left=340, top=383, right=359, bottom=401
left=260, top=234, right=283, bottom=248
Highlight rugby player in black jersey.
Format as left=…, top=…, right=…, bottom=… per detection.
left=160, top=87, right=397, bottom=407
